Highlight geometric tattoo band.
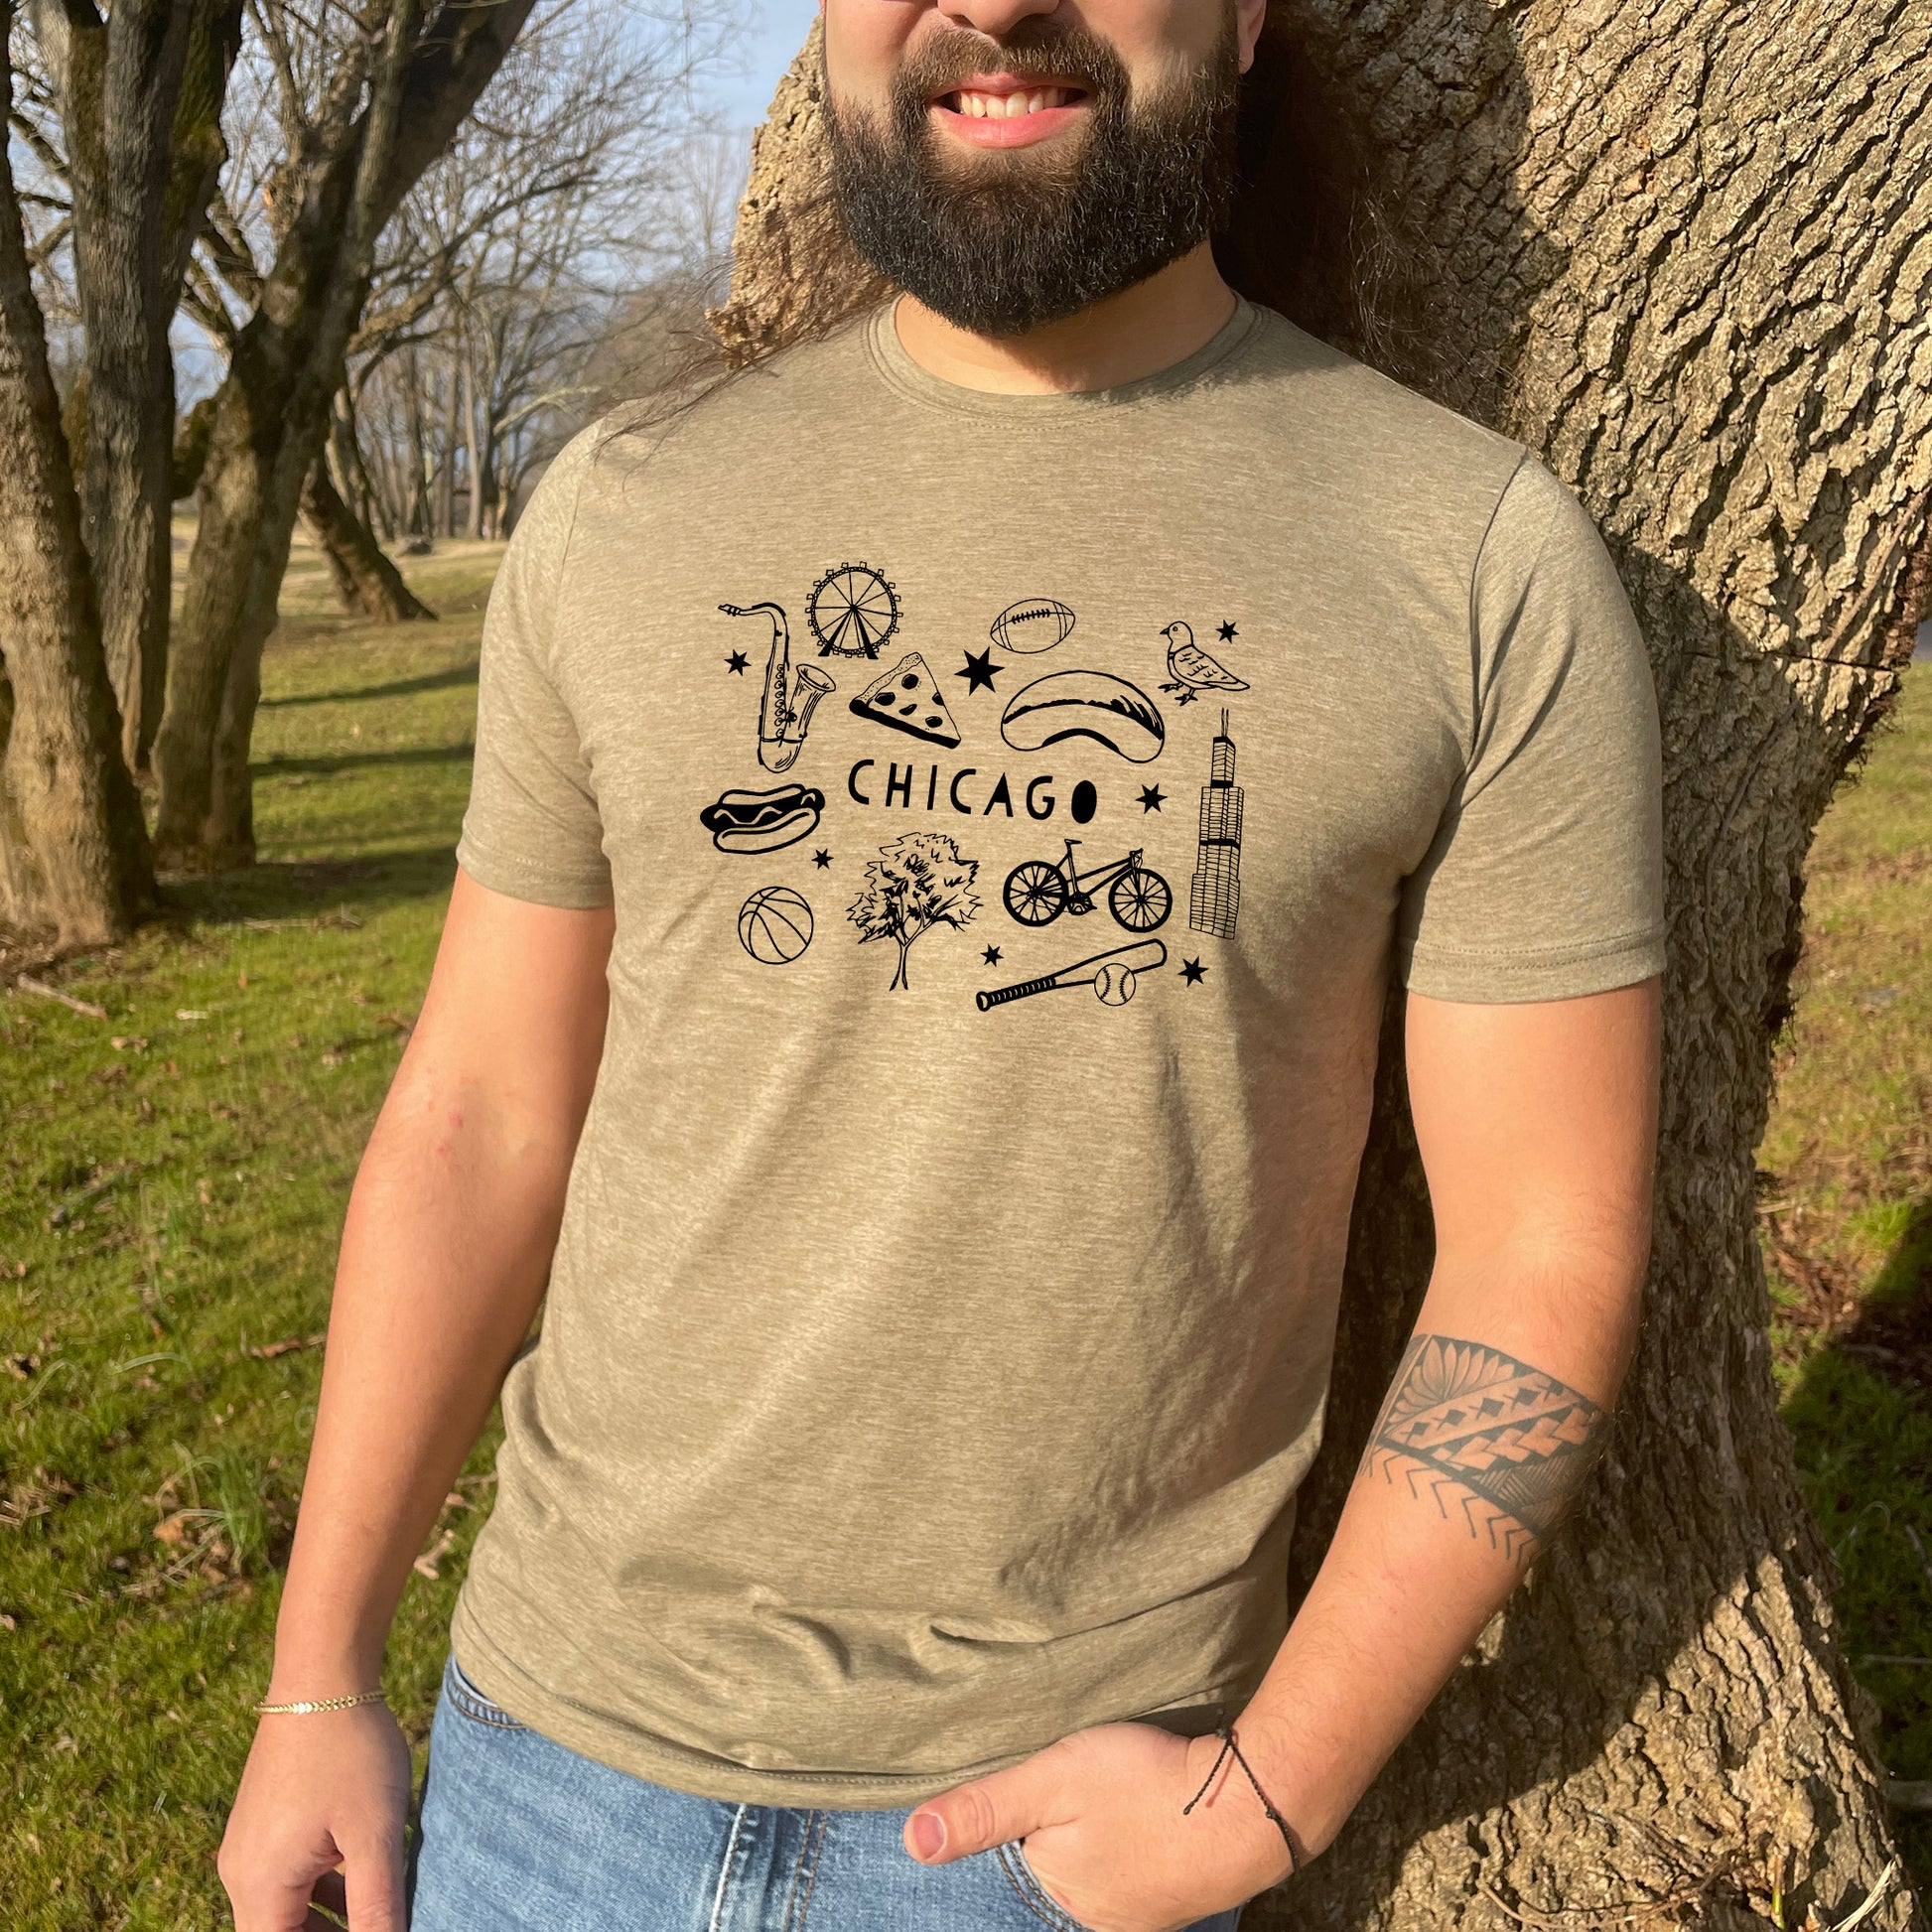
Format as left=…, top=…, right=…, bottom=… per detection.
left=1356, top=1333, right=1608, bottom=1566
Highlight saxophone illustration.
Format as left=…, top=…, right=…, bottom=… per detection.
left=720, top=602, right=836, bottom=773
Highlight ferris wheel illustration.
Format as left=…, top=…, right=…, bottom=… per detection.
left=806, top=561, right=900, bottom=658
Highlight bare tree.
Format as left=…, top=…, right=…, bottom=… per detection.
left=337, top=7, right=729, bottom=558
left=0, top=4, right=154, bottom=944
left=0, top=0, right=242, bottom=941
left=720, top=13, right=1931, bottom=1931
left=150, top=0, right=544, bottom=875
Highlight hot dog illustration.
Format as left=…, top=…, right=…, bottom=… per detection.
left=699, top=782, right=825, bottom=854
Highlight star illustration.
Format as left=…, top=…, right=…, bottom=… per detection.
left=1215, top=621, right=1238, bottom=643
left=982, top=944, right=1003, bottom=966
left=725, top=650, right=750, bottom=674
left=956, top=647, right=1002, bottom=694
left=1180, top=957, right=1207, bottom=985
left=1138, top=784, right=1166, bottom=812
left=812, top=849, right=833, bottom=869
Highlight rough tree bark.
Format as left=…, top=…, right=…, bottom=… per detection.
left=152, top=0, right=537, bottom=874
left=0, top=9, right=153, bottom=946
left=35, top=0, right=243, bottom=778
left=300, top=458, right=436, bottom=622
left=716, top=11, right=1930, bottom=1930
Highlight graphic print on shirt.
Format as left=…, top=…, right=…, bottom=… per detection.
left=1002, top=837, right=1172, bottom=932
left=990, top=598, right=1076, bottom=653
left=739, top=886, right=814, bottom=964
left=976, top=937, right=1168, bottom=1012
left=956, top=648, right=1002, bottom=695
left=1159, top=621, right=1249, bottom=706
left=1187, top=710, right=1244, bottom=938
left=719, top=602, right=837, bottom=773
left=700, top=782, right=825, bottom=854
left=847, top=832, right=980, bottom=991
left=807, top=562, right=900, bottom=658
left=850, top=653, right=963, bottom=749
left=1000, top=670, right=1166, bottom=763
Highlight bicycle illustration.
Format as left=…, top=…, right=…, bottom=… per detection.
left=1002, top=839, right=1173, bottom=933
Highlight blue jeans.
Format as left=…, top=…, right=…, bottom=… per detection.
left=409, top=1656, right=1246, bottom=1931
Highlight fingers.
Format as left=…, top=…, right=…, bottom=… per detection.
left=341, top=1833, right=408, bottom=1932
left=906, top=1747, right=1069, bottom=1863
left=222, top=1865, right=340, bottom=1932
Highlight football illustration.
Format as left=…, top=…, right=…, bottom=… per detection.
left=739, top=886, right=814, bottom=964
left=990, top=599, right=1076, bottom=653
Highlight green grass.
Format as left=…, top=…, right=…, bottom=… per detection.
left=1764, top=667, right=1932, bottom=1895
left=2, top=536, right=1925, bottom=1921
left=2, top=531, right=502, bottom=1927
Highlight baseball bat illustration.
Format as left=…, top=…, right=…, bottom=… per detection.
left=976, top=939, right=1167, bottom=1011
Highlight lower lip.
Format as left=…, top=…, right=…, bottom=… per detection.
left=928, top=99, right=1087, bottom=149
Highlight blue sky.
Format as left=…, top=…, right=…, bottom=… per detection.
left=705, top=0, right=824, bottom=134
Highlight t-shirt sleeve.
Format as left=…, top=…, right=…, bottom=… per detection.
left=454, top=431, right=615, bottom=909
left=1395, top=453, right=1666, bottom=1002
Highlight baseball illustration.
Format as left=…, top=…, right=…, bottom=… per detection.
left=739, top=886, right=814, bottom=964
left=990, top=599, right=1076, bottom=652
left=1095, top=961, right=1138, bottom=1005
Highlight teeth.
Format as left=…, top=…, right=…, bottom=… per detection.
left=952, top=86, right=1067, bottom=118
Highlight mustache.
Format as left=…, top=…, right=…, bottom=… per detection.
left=889, top=25, right=1129, bottom=106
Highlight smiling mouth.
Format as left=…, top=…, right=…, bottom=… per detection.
left=932, top=83, right=1088, bottom=119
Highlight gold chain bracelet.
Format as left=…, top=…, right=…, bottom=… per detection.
left=254, top=1690, right=388, bottom=1717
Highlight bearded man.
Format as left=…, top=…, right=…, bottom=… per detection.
left=218, top=0, right=1665, bottom=1927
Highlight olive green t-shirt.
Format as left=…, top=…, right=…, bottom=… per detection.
left=448, top=296, right=1665, bottom=1807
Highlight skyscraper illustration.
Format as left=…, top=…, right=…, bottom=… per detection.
left=1189, top=709, right=1243, bottom=938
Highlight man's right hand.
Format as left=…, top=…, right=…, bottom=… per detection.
left=219, top=1705, right=414, bottom=1931
left=214, top=872, right=613, bottom=1926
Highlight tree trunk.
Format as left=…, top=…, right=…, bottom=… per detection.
left=300, top=458, right=436, bottom=622
left=0, top=13, right=154, bottom=946
left=49, top=0, right=242, bottom=780
left=720, top=13, right=1930, bottom=1930
left=151, top=0, right=539, bottom=874
left=434, top=350, right=459, bottom=538
left=463, top=347, right=486, bottom=540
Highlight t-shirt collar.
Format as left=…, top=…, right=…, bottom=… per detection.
left=864, top=291, right=1264, bottom=420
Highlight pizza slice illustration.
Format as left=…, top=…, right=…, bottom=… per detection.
left=849, top=651, right=963, bottom=749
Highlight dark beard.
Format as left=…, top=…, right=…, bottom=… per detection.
left=823, top=17, right=1242, bottom=339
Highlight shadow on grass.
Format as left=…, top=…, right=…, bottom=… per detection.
left=259, top=661, right=479, bottom=710
left=157, top=846, right=458, bottom=926
left=1836, top=1196, right=1932, bottom=1404
left=1779, top=1191, right=1932, bottom=1891
left=252, top=742, right=475, bottom=778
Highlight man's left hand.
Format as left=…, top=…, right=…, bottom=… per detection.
left=902, top=1721, right=1297, bottom=1932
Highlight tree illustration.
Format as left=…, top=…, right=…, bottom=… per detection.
left=847, top=833, right=979, bottom=991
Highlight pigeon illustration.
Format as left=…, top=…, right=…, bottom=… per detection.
left=1159, top=621, right=1249, bottom=705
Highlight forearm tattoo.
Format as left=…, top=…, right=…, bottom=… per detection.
left=1356, top=1334, right=1608, bottom=1565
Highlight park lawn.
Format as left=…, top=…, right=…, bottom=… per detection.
left=1763, top=664, right=1932, bottom=1892
left=1, top=531, right=503, bottom=1928
left=1, top=527, right=1926, bottom=1922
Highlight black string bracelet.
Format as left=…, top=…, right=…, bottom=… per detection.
left=1179, top=1723, right=1300, bottom=1877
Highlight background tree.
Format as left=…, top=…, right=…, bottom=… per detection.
left=848, top=833, right=980, bottom=991
left=725, top=12, right=1930, bottom=1930
left=18, top=2, right=244, bottom=779
left=0, top=0, right=239, bottom=941
left=330, top=28, right=739, bottom=562
left=148, top=0, right=545, bottom=875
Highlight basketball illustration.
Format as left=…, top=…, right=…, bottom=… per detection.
left=1095, top=962, right=1137, bottom=1005
left=739, top=886, right=814, bottom=964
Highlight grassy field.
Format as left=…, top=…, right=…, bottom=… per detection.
left=1762, top=661, right=1932, bottom=1893
left=1, top=538, right=1927, bottom=1924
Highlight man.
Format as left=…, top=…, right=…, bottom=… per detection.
left=219, top=0, right=1665, bottom=1923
